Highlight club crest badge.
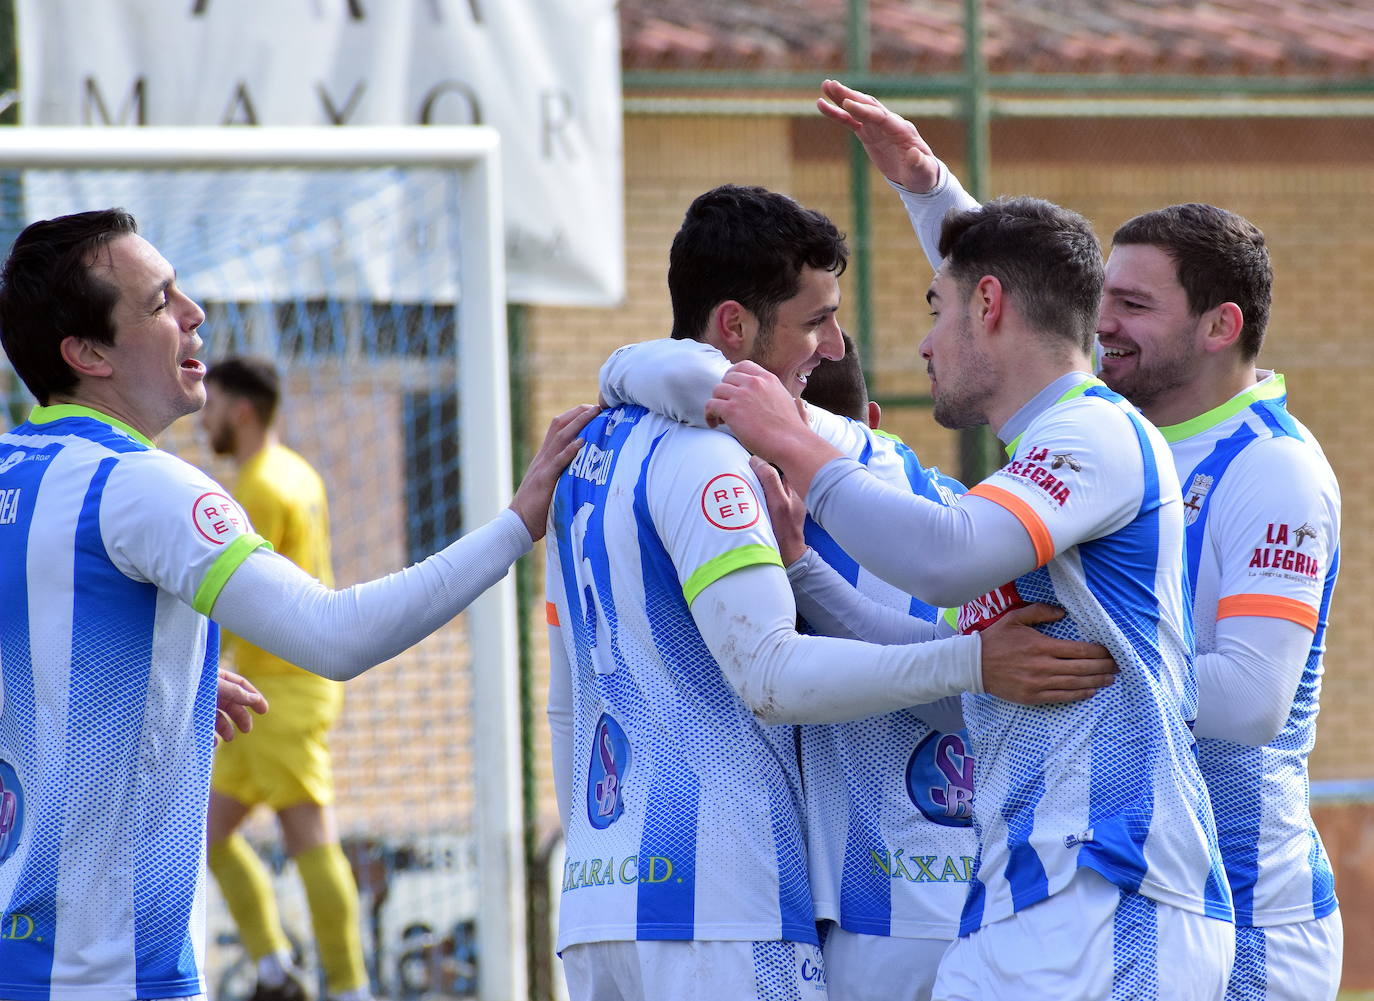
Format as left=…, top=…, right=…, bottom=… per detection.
left=1182, top=473, right=1214, bottom=526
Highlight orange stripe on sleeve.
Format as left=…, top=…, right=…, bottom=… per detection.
left=546, top=601, right=561, bottom=627
left=1217, top=594, right=1318, bottom=632
left=967, top=483, right=1055, bottom=568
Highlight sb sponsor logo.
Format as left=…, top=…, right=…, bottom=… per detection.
left=586, top=713, right=631, bottom=829
left=906, top=731, right=975, bottom=827
left=0, top=759, right=23, bottom=865
left=192, top=491, right=247, bottom=545
left=700, top=473, right=760, bottom=530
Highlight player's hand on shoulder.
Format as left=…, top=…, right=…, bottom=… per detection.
left=510, top=403, right=600, bottom=541
left=215, top=668, right=268, bottom=744
left=977, top=603, right=1118, bottom=705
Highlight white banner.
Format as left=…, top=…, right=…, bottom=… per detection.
left=16, top=0, right=624, bottom=307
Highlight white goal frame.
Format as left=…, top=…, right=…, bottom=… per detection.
left=0, top=126, right=526, bottom=1001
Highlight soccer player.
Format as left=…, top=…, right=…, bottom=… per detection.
left=0, top=208, right=596, bottom=1001
left=200, top=357, right=370, bottom=1001
left=605, top=195, right=1235, bottom=999
left=820, top=77, right=1343, bottom=1000
left=787, top=334, right=972, bottom=1001
left=546, top=185, right=1119, bottom=1001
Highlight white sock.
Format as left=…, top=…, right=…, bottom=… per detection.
left=256, top=950, right=295, bottom=989
left=330, top=990, right=373, bottom=1001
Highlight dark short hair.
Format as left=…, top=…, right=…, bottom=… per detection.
left=801, top=331, right=868, bottom=421
left=1112, top=203, right=1272, bottom=360
left=938, top=196, right=1104, bottom=355
left=205, top=355, right=281, bottom=426
left=669, top=184, right=848, bottom=341
left=0, top=208, right=139, bottom=404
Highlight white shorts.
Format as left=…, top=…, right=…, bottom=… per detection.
left=561, top=939, right=829, bottom=1001
left=821, top=925, right=950, bottom=1001
left=1227, top=909, right=1342, bottom=1001
left=932, top=868, right=1235, bottom=1001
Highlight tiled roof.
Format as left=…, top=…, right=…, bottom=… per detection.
left=621, top=0, right=1374, bottom=78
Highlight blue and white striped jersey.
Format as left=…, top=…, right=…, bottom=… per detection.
left=0, top=405, right=266, bottom=1001
left=545, top=405, right=816, bottom=952
left=799, top=421, right=976, bottom=940
left=952, top=379, right=1232, bottom=936
left=1165, top=373, right=1339, bottom=928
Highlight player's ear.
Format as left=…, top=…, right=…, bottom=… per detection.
left=710, top=300, right=753, bottom=357
left=59, top=335, right=115, bottom=381
left=1201, top=302, right=1244, bottom=354
left=865, top=400, right=882, bottom=430
left=974, top=275, right=1004, bottom=333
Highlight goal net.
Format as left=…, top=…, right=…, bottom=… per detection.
left=0, top=128, right=525, bottom=1001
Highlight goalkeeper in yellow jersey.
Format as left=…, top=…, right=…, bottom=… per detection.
left=201, top=356, right=369, bottom=1001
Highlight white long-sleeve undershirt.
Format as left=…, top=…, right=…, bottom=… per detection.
left=1192, top=614, right=1314, bottom=745
left=807, top=456, right=1039, bottom=608
left=546, top=617, right=575, bottom=835
left=690, top=561, right=982, bottom=724
left=211, top=508, right=531, bottom=680
left=785, top=549, right=967, bottom=733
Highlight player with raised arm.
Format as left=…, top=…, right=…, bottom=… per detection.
left=545, top=185, right=1119, bottom=1001
left=0, top=208, right=596, bottom=1001
left=603, top=195, right=1234, bottom=999
left=821, top=77, right=1342, bottom=1001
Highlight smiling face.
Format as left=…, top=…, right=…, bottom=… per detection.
left=745, top=265, right=845, bottom=398
left=1096, top=243, right=1209, bottom=414
left=919, top=265, right=996, bottom=430
left=89, top=233, right=208, bottom=437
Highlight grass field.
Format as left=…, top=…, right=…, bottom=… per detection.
left=1339, top=992, right=1374, bottom=1000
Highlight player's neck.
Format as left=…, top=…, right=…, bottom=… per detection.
left=986, top=352, right=1094, bottom=435
left=232, top=426, right=276, bottom=468
left=1140, top=358, right=1259, bottom=429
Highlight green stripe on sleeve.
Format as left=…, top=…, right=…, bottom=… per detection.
left=941, top=606, right=959, bottom=630
left=682, top=544, right=784, bottom=606
left=193, top=533, right=273, bottom=615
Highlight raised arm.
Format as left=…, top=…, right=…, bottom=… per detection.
left=817, top=79, right=942, bottom=194
left=818, top=79, right=979, bottom=269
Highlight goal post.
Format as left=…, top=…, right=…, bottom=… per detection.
left=0, top=127, right=525, bottom=1001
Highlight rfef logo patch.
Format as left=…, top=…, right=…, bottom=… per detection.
left=906, top=731, right=975, bottom=827
left=700, top=473, right=761, bottom=530
left=193, top=492, right=247, bottom=545
left=0, top=759, right=24, bottom=864
left=587, top=713, right=631, bottom=829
